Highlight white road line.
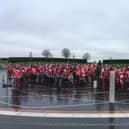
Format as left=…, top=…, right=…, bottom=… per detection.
left=0, top=110, right=129, bottom=118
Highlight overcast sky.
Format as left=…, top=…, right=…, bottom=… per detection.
left=0, top=0, right=129, bottom=60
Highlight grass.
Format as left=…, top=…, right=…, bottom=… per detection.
left=1, top=59, right=129, bottom=68
left=0, top=60, right=8, bottom=68
left=0, top=60, right=8, bottom=64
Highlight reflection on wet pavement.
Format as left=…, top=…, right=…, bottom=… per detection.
left=1, top=70, right=129, bottom=111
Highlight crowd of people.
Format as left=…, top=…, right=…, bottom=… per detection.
left=7, top=63, right=129, bottom=90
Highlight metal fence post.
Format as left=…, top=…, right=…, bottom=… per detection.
left=109, top=71, right=115, bottom=103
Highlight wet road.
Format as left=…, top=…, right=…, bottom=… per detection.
left=0, top=70, right=129, bottom=111
left=0, top=115, right=129, bottom=129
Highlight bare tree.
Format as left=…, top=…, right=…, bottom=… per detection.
left=83, top=52, right=91, bottom=60
left=41, top=49, right=52, bottom=58
left=62, top=48, right=71, bottom=58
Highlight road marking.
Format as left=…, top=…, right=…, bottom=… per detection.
left=0, top=108, right=129, bottom=118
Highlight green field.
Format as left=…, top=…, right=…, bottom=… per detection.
left=0, top=60, right=8, bottom=68
left=1, top=59, right=129, bottom=68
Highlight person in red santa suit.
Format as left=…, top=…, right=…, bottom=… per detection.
left=115, top=69, right=120, bottom=90
left=90, top=69, right=96, bottom=82
left=125, top=68, right=129, bottom=90
left=101, top=68, right=106, bottom=89
left=37, top=68, right=42, bottom=84
left=68, top=73, right=74, bottom=85
left=8, top=64, right=11, bottom=78
left=105, top=69, right=110, bottom=89
left=11, top=69, right=22, bottom=89
left=120, top=73, right=125, bottom=90
left=76, top=68, right=81, bottom=85
left=25, top=67, right=31, bottom=84
left=80, top=69, right=86, bottom=85
left=15, top=70, right=22, bottom=89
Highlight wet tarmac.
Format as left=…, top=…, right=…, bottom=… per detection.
left=0, top=115, right=129, bottom=129
left=0, top=69, right=129, bottom=111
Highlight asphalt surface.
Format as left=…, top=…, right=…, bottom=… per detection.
left=0, top=115, right=129, bottom=129
left=0, top=69, right=129, bottom=129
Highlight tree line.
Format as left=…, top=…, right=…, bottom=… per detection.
left=41, top=48, right=91, bottom=60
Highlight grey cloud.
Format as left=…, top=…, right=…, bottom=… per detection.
left=0, top=0, right=129, bottom=59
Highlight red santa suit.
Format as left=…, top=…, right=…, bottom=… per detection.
left=76, top=70, right=81, bottom=85
left=120, top=74, right=125, bottom=89
left=106, top=70, right=110, bottom=87
left=11, top=70, right=22, bottom=88
left=25, top=67, right=31, bottom=83
left=115, top=70, right=120, bottom=88
left=15, top=71, right=22, bottom=87
left=101, top=70, right=106, bottom=88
